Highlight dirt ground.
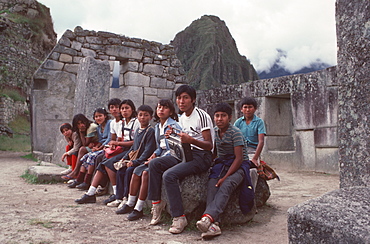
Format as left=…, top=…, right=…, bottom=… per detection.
left=0, top=151, right=339, bottom=244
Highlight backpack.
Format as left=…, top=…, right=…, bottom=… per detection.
left=257, top=161, right=280, bottom=181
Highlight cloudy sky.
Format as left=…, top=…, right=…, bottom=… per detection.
left=38, top=0, right=337, bottom=73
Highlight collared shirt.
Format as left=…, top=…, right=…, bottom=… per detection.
left=234, top=114, right=266, bottom=149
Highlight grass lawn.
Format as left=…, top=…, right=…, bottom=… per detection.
left=0, top=115, right=31, bottom=152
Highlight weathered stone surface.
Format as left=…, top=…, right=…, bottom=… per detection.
left=105, top=45, right=144, bottom=60
left=161, top=171, right=269, bottom=224
left=123, top=72, right=150, bottom=87
left=336, top=0, right=370, bottom=188
left=288, top=187, right=370, bottom=244
left=73, top=57, right=110, bottom=118
left=28, top=165, right=65, bottom=182
left=143, top=64, right=164, bottom=76
left=315, top=148, right=339, bottom=174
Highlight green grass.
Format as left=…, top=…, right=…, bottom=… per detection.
left=21, top=153, right=38, bottom=162
left=0, top=115, right=31, bottom=152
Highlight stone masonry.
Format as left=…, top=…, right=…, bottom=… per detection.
left=32, top=26, right=187, bottom=163
left=287, top=0, right=370, bottom=243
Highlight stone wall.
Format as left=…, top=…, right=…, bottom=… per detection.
left=0, top=96, right=27, bottom=125
left=197, top=66, right=339, bottom=174
left=32, top=26, right=186, bottom=161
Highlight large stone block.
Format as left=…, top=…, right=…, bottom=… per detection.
left=314, top=127, right=338, bottom=147
left=109, top=86, right=143, bottom=110
left=161, top=171, right=269, bottom=225
left=315, top=148, right=339, bottom=174
left=288, top=187, right=370, bottom=243
left=123, top=72, right=150, bottom=87
left=105, top=45, right=144, bottom=60
left=143, top=64, right=164, bottom=76
left=295, top=130, right=316, bottom=170
left=73, top=57, right=111, bottom=118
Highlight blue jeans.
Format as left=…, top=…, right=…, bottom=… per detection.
left=148, top=149, right=212, bottom=217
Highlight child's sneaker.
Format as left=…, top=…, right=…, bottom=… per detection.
left=150, top=200, right=166, bottom=225
left=117, top=197, right=128, bottom=209
left=196, top=216, right=212, bottom=233
left=107, top=199, right=122, bottom=207
left=201, top=223, right=221, bottom=239
left=168, top=216, right=188, bottom=234
left=95, top=186, right=108, bottom=196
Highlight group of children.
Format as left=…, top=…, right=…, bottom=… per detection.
left=59, top=84, right=266, bottom=238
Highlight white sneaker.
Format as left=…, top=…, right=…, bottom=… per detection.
left=117, top=197, right=128, bottom=209
left=106, top=199, right=122, bottom=207
left=201, top=223, right=221, bottom=238
left=60, top=167, right=72, bottom=175
left=196, top=216, right=212, bottom=233
left=150, top=200, right=166, bottom=225
left=169, top=216, right=188, bottom=234
left=67, top=179, right=74, bottom=184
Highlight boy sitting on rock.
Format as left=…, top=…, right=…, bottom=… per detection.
left=196, top=103, right=254, bottom=239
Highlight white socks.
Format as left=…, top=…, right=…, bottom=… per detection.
left=134, top=199, right=145, bottom=212
left=127, top=194, right=137, bottom=207
left=86, top=186, right=97, bottom=196
left=112, top=185, right=117, bottom=195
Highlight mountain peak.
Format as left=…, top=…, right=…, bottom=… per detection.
left=171, top=15, right=258, bottom=90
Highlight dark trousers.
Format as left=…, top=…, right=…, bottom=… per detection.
left=116, top=166, right=135, bottom=200
left=148, top=149, right=212, bottom=217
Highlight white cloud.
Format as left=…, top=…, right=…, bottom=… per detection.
left=39, top=0, right=337, bottom=73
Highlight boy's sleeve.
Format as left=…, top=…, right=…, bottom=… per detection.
left=132, top=128, right=156, bottom=167
left=257, top=119, right=266, bottom=135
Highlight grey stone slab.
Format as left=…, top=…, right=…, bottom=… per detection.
left=288, top=187, right=370, bottom=244
left=28, top=165, right=65, bottom=182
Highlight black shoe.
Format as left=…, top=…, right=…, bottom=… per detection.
left=116, top=204, right=134, bottom=215
left=103, top=194, right=116, bottom=205
left=76, top=182, right=90, bottom=190
left=127, top=209, right=143, bottom=221
left=75, top=194, right=96, bottom=204
left=68, top=180, right=81, bottom=188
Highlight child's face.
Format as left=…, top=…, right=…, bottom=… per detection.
left=214, top=111, right=231, bottom=130
left=109, top=104, right=120, bottom=118
left=176, top=92, right=194, bottom=113
left=241, top=104, right=256, bottom=118
left=94, top=112, right=106, bottom=125
left=120, top=104, right=133, bottom=119
left=156, top=104, right=172, bottom=120
left=77, top=121, right=87, bottom=132
left=137, top=111, right=152, bottom=127
left=61, top=128, right=72, bottom=138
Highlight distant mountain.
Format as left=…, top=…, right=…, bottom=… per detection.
left=171, top=15, right=259, bottom=90
left=258, top=49, right=332, bottom=79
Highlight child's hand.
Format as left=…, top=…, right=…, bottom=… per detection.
left=61, top=153, right=68, bottom=162
left=215, top=177, right=226, bottom=187
left=165, top=126, right=173, bottom=138
left=179, top=132, right=193, bottom=144
left=147, top=153, right=156, bottom=162
left=127, top=161, right=133, bottom=167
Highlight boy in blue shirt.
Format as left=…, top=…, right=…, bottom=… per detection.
left=234, top=97, right=266, bottom=189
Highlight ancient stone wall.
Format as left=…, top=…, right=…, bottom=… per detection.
left=32, top=26, right=186, bottom=159
left=0, top=96, right=27, bottom=125
left=197, top=66, right=339, bottom=174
